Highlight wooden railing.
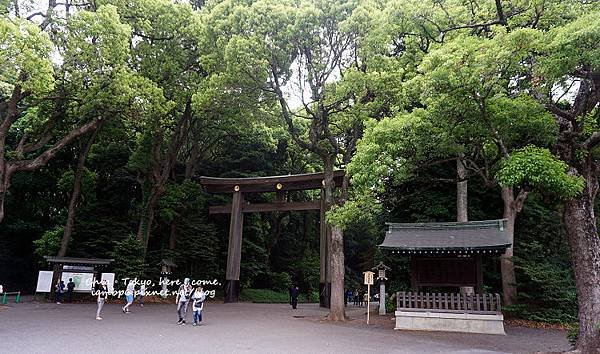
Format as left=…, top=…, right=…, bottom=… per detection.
left=396, top=291, right=502, bottom=314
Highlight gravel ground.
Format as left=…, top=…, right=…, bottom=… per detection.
left=0, top=301, right=570, bottom=354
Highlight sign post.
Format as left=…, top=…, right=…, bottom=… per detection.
left=363, top=271, right=375, bottom=324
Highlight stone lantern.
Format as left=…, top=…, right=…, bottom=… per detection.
left=372, top=261, right=391, bottom=315
left=159, top=259, right=176, bottom=298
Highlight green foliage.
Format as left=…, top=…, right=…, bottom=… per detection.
left=57, top=168, right=98, bottom=199
left=33, top=226, right=63, bottom=263
left=0, top=18, right=54, bottom=96
left=240, top=288, right=315, bottom=303
left=293, top=253, right=320, bottom=292
left=497, top=147, right=584, bottom=198
left=539, top=11, right=600, bottom=80
left=2, top=4, right=598, bottom=343
left=568, top=324, right=579, bottom=347
left=512, top=194, right=578, bottom=324
left=385, top=296, right=395, bottom=314
left=110, top=235, right=146, bottom=285
left=269, top=272, right=293, bottom=293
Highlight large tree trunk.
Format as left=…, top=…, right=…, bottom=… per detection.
left=564, top=168, right=600, bottom=353
left=329, top=226, right=345, bottom=320
left=500, top=186, right=526, bottom=306
left=168, top=221, right=177, bottom=250
left=136, top=189, right=160, bottom=250
left=57, top=130, right=98, bottom=257
left=0, top=188, right=6, bottom=224
left=456, top=157, right=468, bottom=222
left=323, top=157, right=345, bottom=321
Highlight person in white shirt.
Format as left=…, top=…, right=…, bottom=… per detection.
left=176, top=278, right=193, bottom=325
left=191, top=286, right=206, bottom=326
left=96, top=280, right=109, bottom=320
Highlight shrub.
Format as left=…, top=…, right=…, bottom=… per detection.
left=33, top=226, right=63, bottom=264
left=110, top=235, right=146, bottom=288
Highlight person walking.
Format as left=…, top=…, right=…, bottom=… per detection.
left=122, top=280, right=135, bottom=313
left=191, top=286, right=206, bottom=326
left=289, top=285, right=299, bottom=309
left=353, top=289, right=359, bottom=306
left=55, top=280, right=65, bottom=304
left=96, top=280, right=109, bottom=320
left=176, top=278, right=193, bottom=325
left=358, top=289, right=365, bottom=307
left=66, top=278, right=75, bottom=303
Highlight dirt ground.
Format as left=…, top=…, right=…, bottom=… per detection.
left=0, top=300, right=570, bottom=353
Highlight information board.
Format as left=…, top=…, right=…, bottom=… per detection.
left=61, top=272, right=94, bottom=292
left=36, top=271, right=54, bottom=292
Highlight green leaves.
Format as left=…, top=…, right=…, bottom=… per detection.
left=64, top=5, right=131, bottom=80
left=538, top=11, right=600, bottom=80
left=0, top=18, right=54, bottom=96
left=496, top=146, right=584, bottom=198
left=333, top=109, right=455, bottom=228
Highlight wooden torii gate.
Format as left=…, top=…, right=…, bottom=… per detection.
left=200, top=171, right=345, bottom=307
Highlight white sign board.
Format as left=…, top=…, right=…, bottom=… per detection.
left=61, top=272, right=94, bottom=292
left=363, top=271, right=374, bottom=285
left=101, top=273, right=116, bottom=293
left=36, top=271, right=54, bottom=292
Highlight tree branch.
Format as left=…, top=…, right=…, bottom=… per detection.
left=8, top=118, right=102, bottom=174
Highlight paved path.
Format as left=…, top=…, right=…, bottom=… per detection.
left=0, top=301, right=569, bottom=353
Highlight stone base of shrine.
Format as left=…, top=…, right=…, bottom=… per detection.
left=394, top=310, right=505, bottom=335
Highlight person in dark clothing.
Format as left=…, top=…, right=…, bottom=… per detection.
left=55, top=280, right=65, bottom=304
left=66, top=278, right=75, bottom=303
left=289, top=285, right=299, bottom=309
left=345, top=289, right=353, bottom=306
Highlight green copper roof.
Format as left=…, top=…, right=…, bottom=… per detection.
left=380, top=219, right=511, bottom=251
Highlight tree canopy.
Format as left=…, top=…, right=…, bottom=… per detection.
left=1, top=0, right=600, bottom=350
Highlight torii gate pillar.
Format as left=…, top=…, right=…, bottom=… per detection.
left=224, top=190, right=244, bottom=303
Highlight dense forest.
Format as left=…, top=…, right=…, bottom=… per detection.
left=1, top=0, right=599, bottom=351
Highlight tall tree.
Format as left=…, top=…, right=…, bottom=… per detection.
left=524, top=12, right=600, bottom=351
left=202, top=0, right=374, bottom=320
left=57, top=127, right=99, bottom=257
left=0, top=5, right=163, bottom=223
left=346, top=1, right=600, bottom=350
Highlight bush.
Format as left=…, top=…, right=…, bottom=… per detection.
left=110, top=235, right=146, bottom=288
left=240, top=288, right=290, bottom=303
left=271, top=272, right=292, bottom=292
left=567, top=324, right=578, bottom=348
left=385, top=296, right=395, bottom=313
left=240, top=288, right=315, bottom=303
left=33, top=226, right=63, bottom=264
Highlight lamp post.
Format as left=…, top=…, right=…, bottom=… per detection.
left=372, top=262, right=391, bottom=315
